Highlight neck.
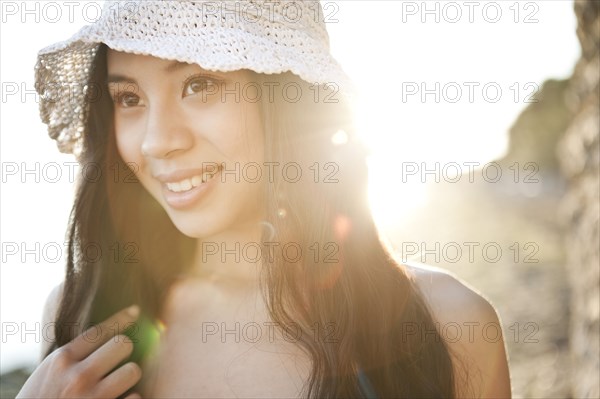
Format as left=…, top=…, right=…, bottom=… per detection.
left=188, top=220, right=264, bottom=291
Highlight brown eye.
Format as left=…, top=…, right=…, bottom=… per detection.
left=114, top=92, right=142, bottom=108
left=183, top=75, right=220, bottom=97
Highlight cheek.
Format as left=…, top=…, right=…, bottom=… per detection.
left=220, top=103, right=265, bottom=163
left=114, top=128, right=150, bottom=186
left=114, top=120, right=142, bottom=163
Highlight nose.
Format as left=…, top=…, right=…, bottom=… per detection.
left=141, top=102, right=193, bottom=158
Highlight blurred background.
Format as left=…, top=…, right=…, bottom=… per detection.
left=1, top=1, right=598, bottom=397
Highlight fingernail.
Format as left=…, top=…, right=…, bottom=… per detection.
left=126, top=305, right=140, bottom=318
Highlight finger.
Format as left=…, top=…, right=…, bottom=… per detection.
left=79, top=334, right=135, bottom=381
left=125, top=393, right=142, bottom=399
left=94, top=361, right=142, bottom=398
left=67, top=305, right=140, bottom=361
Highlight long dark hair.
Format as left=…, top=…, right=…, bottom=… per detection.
left=46, top=43, right=464, bottom=398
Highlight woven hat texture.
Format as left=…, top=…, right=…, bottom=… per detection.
left=34, top=0, right=356, bottom=158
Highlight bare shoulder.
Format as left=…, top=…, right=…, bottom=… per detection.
left=403, top=262, right=494, bottom=319
left=402, top=262, right=512, bottom=398
left=40, top=281, right=64, bottom=360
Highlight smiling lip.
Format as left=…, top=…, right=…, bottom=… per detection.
left=154, top=165, right=222, bottom=184
left=154, top=165, right=222, bottom=209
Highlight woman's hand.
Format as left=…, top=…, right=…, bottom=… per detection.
left=16, top=305, right=143, bottom=399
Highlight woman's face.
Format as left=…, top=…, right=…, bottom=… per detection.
left=106, top=49, right=265, bottom=239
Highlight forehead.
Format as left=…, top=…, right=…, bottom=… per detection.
left=106, top=48, right=247, bottom=79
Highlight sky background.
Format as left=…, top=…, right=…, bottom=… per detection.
left=1, top=0, right=579, bottom=372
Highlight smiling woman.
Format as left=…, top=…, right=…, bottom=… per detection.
left=107, top=52, right=265, bottom=239
left=18, top=1, right=511, bottom=398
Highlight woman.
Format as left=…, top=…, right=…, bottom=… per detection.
left=19, top=1, right=511, bottom=398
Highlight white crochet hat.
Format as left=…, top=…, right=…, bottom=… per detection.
left=34, top=0, right=356, bottom=158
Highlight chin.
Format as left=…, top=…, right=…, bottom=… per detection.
left=164, top=202, right=262, bottom=241
left=144, top=178, right=263, bottom=240
left=169, top=214, right=223, bottom=239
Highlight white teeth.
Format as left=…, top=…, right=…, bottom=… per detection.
left=180, top=179, right=192, bottom=191
left=165, top=170, right=219, bottom=193
left=166, top=176, right=198, bottom=193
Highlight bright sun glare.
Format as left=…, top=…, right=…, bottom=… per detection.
left=325, top=0, right=579, bottom=230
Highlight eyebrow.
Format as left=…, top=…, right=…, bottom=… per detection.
left=164, top=60, right=191, bottom=73
left=106, top=74, right=135, bottom=84
left=107, top=60, right=203, bottom=84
